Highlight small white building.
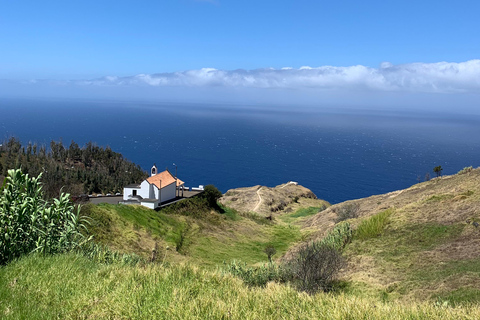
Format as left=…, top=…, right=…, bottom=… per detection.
left=123, top=164, right=185, bottom=209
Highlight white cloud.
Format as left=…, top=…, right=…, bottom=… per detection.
left=73, top=60, right=480, bottom=94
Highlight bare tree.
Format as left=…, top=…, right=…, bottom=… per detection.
left=286, top=242, right=346, bottom=293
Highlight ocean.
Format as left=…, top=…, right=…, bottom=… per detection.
left=2, top=98, right=480, bottom=204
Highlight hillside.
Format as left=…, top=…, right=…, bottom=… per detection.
left=2, top=168, right=480, bottom=318
left=220, top=182, right=324, bottom=216
left=80, top=172, right=480, bottom=303
left=299, top=167, right=480, bottom=303
left=0, top=137, right=147, bottom=197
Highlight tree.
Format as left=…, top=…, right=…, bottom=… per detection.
left=202, top=185, right=223, bottom=207
left=264, top=244, right=277, bottom=263
left=433, top=165, right=443, bottom=178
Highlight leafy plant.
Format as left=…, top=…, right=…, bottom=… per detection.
left=318, top=222, right=353, bottom=251
left=0, top=169, right=91, bottom=265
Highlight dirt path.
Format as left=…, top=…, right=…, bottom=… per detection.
left=253, top=187, right=263, bottom=212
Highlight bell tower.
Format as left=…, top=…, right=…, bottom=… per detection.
left=151, top=163, right=158, bottom=177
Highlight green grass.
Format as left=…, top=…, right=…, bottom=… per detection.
left=188, top=223, right=303, bottom=267
left=411, top=258, right=480, bottom=282
left=280, top=206, right=324, bottom=224
left=1, top=254, right=480, bottom=319
left=81, top=203, right=187, bottom=256
left=434, top=288, right=480, bottom=306
left=346, top=220, right=470, bottom=302
left=348, top=222, right=464, bottom=265
left=355, top=209, right=393, bottom=240
left=219, top=204, right=242, bottom=221
left=290, top=206, right=323, bottom=218
left=426, top=194, right=455, bottom=202
left=82, top=202, right=306, bottom=268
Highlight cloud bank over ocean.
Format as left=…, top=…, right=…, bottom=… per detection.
left=77, top=60, right=480, bottom=93
left=2, top=60, right=479, bottom=112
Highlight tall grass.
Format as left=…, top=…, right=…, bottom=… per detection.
left=223, top=223, right=352, bottom=290
left=223, top=260, right=287, bottom=287
left=76, top=242, right=144, bottom=266
left=355, top=209, right=394, bottom=240
left=1, top=253, right=479, bottom=319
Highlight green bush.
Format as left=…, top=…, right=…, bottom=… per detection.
left=223, top=260, right=287, bottom=287
left=319, top=222, right=353, bottom=251
left=0, top=169, right=91, bottom=265
left=202, top=185, right=223, bottom=207
left=355, top=209, right=393, bottom=240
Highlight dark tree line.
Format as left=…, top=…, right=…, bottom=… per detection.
left=0, top=137, right=148, bottom=198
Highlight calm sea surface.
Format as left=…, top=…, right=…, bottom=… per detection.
left=2, top=98, right=480, bottom=204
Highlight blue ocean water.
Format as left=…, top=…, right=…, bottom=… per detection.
left=1, top=98, right=479, bottom=204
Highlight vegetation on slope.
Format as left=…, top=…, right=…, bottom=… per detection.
left=2, top=253, right=480, bottom=319
left=0, top=137, right=147, bottom=197
left=80, top=200, right=308, bottom=268
left=0, top=169, right=89, bottom=265
left=301, top=167, right=480, bottom=304
left=3, top=150, right=480, bottom=317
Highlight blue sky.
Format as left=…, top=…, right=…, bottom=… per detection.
left=1, top=0, right=479, bottom=108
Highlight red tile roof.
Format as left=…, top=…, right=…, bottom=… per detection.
left=146, top=170, right=184, bottom=189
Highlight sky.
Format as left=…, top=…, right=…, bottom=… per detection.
left=1, top=0, right=479, bottom=109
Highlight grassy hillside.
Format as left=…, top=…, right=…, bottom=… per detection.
left=2, top=253, right=479, bottom=319
left=80, top=199, right=326, bottom=268
left=81, top=172, right=480, bottom=305
left=3, top=171, right=480, bottom=318
left=301, top=167, right=480, bottom=304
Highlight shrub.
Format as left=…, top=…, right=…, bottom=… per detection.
left=433, top=165, right=443, bottom=178
left=319, top=222, right=353, bottom=251
left=202, top=185, right=223, bottom=207
left=223, top=260, right=287, bottom=287
left=0, top=169, right=91, bottom=265
left=458, top=166, right=473, bottom=174
left=355, top=208, right=393, bottom=240
left=264, top=244, right=277, bottom=262
left=335, top=202, right=360, bottom=223
left=285, top=242, right=346, bottom=294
